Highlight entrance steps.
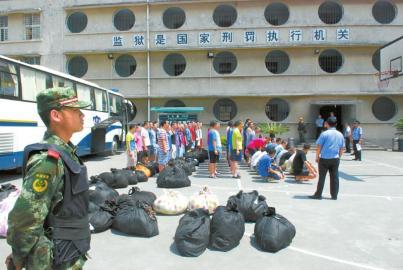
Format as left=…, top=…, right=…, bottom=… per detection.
left=295, top=139, right=387, bottom=151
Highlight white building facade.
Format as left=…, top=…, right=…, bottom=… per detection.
left=1, top=0, right=403, bottom=146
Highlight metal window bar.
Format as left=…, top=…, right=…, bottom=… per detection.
left=0, top=16, right=8, bottom=41
left=320, top=3, right=342, bottom=24
left=24, top=14, right=40, bottom=40
left=321, top=55, right=341, bottom=73
left=373, top=2, right=395, bottom=23
left=174, top=63, right=185, bottom=76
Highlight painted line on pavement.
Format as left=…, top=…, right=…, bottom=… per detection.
left=244, top=232, right=385, bottom=270
left=192, top=184, right=403, bottom=200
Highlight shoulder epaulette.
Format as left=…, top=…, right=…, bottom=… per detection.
left=47, top=149, right=61, bottom=160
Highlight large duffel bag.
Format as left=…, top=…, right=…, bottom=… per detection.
left=89, top=176, right=119, bottom=206
left=135, top=170, right=148, bottom=183
left=209, top=202, right=245, bottom=252
left=112, top=201, right=159, bottom=237
left=174, top=208, right=211, bottom=257
left=227, top=190, right=267, bottom=222
left=157, top=165, right=191, bottom=188
left=136, top=163, right=152, bottom=178
left=188, top=186, right=219, bottom=214
left=119, top=169, right=138, bottom=185
left=117, top=187, right=157, bottom=207
left=0, top=185, right=20, bottom=237
left=89, top=201, right=117, bottom=234
left=254, top=207, right=296, bottom=253
left=153, top=190, right=188, bottom=215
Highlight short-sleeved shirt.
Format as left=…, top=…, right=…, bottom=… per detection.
left=126, top=132, right=136, bottom=152
left=226, top=127, right=233, bottom=150
left=279, top=151, right=292, bottom=166
left=293, top=150, right=307, bottom=175
left=316, top=127, right=345, bottom=159
left=208, top=129, right=222, bottom=152
left=258, top=154, right=272, bottom=177
left=352, top=127, right=363, bottom=141
left=135, top=131, right=143, bottom=151
left=141, top=127, right=151, bottom=146
left=232, top=128, right=243, bottom=150
left=251, top=151, right=265, bottom=167
left=315, top=118, right=324, bottom=128
left=148, top=129, right=157, bottom=147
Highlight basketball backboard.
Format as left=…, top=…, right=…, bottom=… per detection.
left=380, top=35, right=403, bottom=81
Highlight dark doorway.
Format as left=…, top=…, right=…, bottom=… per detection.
left=320, top=105, right=343, bottom=131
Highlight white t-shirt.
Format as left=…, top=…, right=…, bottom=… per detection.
left=251, top=151, right=266, bottom=167
left=141, top=127, right=151, bottom=146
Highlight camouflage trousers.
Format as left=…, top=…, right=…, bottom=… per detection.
left=24, top=235, right=87, bottom=270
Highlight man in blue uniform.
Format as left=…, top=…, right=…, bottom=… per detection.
left=310, top=116, right=345, bottom=200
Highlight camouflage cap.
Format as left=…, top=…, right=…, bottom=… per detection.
left=36, top=87, right=91, bottom=113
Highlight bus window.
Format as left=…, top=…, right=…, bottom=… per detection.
left=20, top=67, right=37, bottom=101
left=53, top=76, right=73, bottom=88
left=45, top=74, right=53, bottom=89
left=35, top=72, right=52, bottom=93
left=93, top=88, right=108, bottom=112
left=76, top=84, right=92, bottom=109
left=109, top=94, right=123, bottom=116
left=0, top=60, right=19, bottom=97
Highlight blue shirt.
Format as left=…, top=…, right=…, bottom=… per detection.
left=352, top=127, right=362, bottom=141
left=148, top=129, right=157, bottom=147
left=258, top=154, right=272, bottom=177
left=208, top=129, right=217, bottom=151
left=227, top=128, right=233, bottom=150
left=315, top=118, right=324, bottom=128
left=316, top=127, right=345, bottom=159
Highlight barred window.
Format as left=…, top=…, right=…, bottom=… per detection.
left=115, top=54, right=136, bottom=77
left=264, top=3, right=290, bottom=26
left=213, top=98, right=237, bottom=122
left=318, top=1, right=343, bottom=24
left=372, top=1, right=397, bottom=24
left=213, top=51, right=237, bottom=74
left=67, top=56, right=88, bottom=78
left=165, top=99, right=185, bottom=107
left=265, top=50, right=290, bottom=74
left=163, top=53, right=186, bottom=76
left=21, top=56, right=41, bottom=65
left=213, top=5, right=237, bottom=27
left=265, top=98, right=290, bottom=122
left=372, top=49, right=380, bottom=71
left=318, top=49, right=343, bottom=73
left=24, top=14, right=40, bottom=40
left=67, top=12, right=88, bottom=33
left=163, top=7, right=186, bottom=29
left=0, top=16, right=8, bottom=41
left=114, top=9, right=135, bottom=31
left=372, top=96, right=396, bottom=121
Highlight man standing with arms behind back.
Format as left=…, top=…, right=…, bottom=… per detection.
left=6, top=87, right=91, bottom=270
left=310, top=116, right=345, bottom=200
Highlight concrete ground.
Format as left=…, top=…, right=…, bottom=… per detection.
left=1, top=150, right=403, bottom=270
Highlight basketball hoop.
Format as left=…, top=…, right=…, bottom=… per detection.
left=373, top=70, right=392, bottom=91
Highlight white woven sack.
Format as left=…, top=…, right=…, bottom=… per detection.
left=153, top=190, right=188, bottom=215
left=188, top=186, right=219, bottom=214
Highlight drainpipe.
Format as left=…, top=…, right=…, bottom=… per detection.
left=146, top=0, right=151, bottom=121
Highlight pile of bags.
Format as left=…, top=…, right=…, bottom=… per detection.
left=0, top=184, right=20, bottom=237
left=173, top=190, right=296, bottom=257
left=95, top=168, right=148, bottom=189
left=184, top=149, right=209, bottom=163
left=157, top=163, right=191, bottom=188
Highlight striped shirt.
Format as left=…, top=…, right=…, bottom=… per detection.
left=157, top=128, right=168, bottom=152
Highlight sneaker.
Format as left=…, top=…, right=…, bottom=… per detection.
left=308, top=195, right=322, bottom=200
left=209, top=175, right=216, bottom=179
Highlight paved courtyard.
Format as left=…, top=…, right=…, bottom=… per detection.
left=1, top=150, right=402, bottom=270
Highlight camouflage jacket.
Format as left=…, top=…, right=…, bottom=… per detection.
left=7, top=131, right=81, bottom=267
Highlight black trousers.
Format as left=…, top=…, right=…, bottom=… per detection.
left=315, top=158, right=340, bottom=199
left=298, top=131, right=305, bottom=143
left=345, top=137, right=351, bottom=153
left=353, top=140, right=362, bottom=160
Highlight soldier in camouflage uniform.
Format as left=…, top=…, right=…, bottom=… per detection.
left=5, top=87, right=91, bottom=270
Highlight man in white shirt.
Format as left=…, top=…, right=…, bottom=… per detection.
left=250, top=147, right=266, bottom=170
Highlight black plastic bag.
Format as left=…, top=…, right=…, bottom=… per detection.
left=227, top=190, right=261, bottom=222
left=89, top=201, right=117, bottom=233
left=117, top=187, right=156, bottom=207
left=98, top=172, right=114, bottom=187
left=146, top=161, right=159, bottom=177
left=209, top=202, right=245, bottom=252
left=0, top=184, right=18, bottom=202
left=157, top=165, right=191, bottom=188
left=251, top=195, right=269, bottom=220
left=173, top=159, right=193, bottom=176
left=88, top=201, right=100, bottom=213
left=135, top=170, right=148, bottom=182
left=89, top=176, right=119, bottom=206
left=110, top=168, right=129, bottom=189
left=174, top=208, right=210, bottom=257
left=112, top=201, right=159, bottom=237
left=254, top=207, right=296, bottom=253
left=120, top=169, right=138, bottom=185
